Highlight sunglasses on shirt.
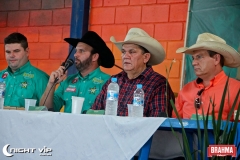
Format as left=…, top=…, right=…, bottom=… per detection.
left=194, top=88, right=204, bottom=109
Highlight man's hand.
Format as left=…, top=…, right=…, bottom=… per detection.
left=49, top=66, right=67, bottom=84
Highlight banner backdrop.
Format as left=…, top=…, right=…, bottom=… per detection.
left=184, top=0, right=240, bottom=85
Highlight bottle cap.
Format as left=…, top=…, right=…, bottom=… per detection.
left=111, top=77, right=117, bottom=83
left=137, top=84, right=142, bottom=89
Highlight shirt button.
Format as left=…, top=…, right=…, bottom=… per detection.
left=66, top=99, right=68, bottom=101
left=13, top=76, right=16, bottom=78
left=10, top=85, right=13, bottom=87
left=80, top=92, right=82, bottom=94
left=83, top=81, right=85, bottom=83
left=8, top=95, right=10, bottom=97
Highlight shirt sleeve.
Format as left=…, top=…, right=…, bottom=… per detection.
left=173, top=91, right=183, bottom=118
left=36, top=74, right=49, bottom=105
left=166, top=82, right=175, bottom=117
left=91, top=79, right=110, bottom=110
left=228, top=80, right=240, bottom=120
left=53, top=82, right=65, bottom=112
left=147, top=81, right=175, bottom=117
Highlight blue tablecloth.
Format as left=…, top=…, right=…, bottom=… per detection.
left=139, top=118, right=240, bottom=159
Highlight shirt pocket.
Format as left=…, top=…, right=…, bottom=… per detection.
left=15, top=80, right=35, bottom=98
left=213, top=96, right=230, bottom=119
left=13, top=80, right=35, bottom=107
left=85, top=85, right=102, bottom=107
left=222, top=97, right=231, bottom=117
left=62, top=89, right=78, bottom=112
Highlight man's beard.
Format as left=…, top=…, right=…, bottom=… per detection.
left=75, top=55, right=93, bottom=73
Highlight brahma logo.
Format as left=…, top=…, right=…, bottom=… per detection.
left=2, top=144, right=52, bottom=157
left=208, top=145, right=237, bottom=157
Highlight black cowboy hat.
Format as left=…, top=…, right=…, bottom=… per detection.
left=64, top=31, right=115, bottom=68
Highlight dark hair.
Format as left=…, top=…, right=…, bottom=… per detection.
left=138, top=45, right=151, bottom=66
left=91, top=48, right=101, bottom=66
left=138, top=45, right=150, bottom=54
left=207, top=50, right=224, bottom=67
left=4, top=32, right=28, bottom=50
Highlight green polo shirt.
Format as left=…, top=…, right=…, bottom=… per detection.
left=0, top=61, right=49, bottom=107
left=53, top=67, right=110, bottom=113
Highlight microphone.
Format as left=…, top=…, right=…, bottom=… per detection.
left=42, top=59, right=74, bottom=107
left=54, top=59, right=74, bottom=83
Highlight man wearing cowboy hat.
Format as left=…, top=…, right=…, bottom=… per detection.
left=40, top=31, right=115, bottom=113
left=91, top=28, right=175, bottom=117
left=173, top=33, right=240, bottom=120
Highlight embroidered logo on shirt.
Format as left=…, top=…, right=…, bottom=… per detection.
left=72, top=78, right=78, bottom=84
left=65, top=86, right=76, bottom=92
left=21, top=82, right=28, bottom=88
left=23, top=72, right=34, bottom=79
left=89, top=86, right=97, bottom=94
left=92, top=77, right=103, bottom=84
left=2, top=72, right=8, bottom=79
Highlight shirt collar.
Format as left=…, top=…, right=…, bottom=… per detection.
left=195, top=70, right=226, bottom=89
left=121, top=66, right=152, bottom=80
left=78, top=67, right=101, bottom=80
left=7, top=61, right=31, bottom=75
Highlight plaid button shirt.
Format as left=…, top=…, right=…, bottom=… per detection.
left=91, top=67, right=175, bottom=117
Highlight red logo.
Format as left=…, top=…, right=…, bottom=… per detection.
left=208, top=145, right=237, bottom=157
left=72, top=78, right=78, bottom=84
left=2, top=72, right=8, bottom=79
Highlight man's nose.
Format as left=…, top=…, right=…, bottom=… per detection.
left=192, top=59, right=198, bottom=66
left=74, top=52, right=78, bottom=58
left=122, top=52, right=131, bottom=58
left=9, top=52, right=15, bottom=57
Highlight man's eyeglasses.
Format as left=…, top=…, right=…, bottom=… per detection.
left=195, top=89, right=204, bottom=109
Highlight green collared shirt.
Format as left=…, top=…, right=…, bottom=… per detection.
left=53, top=67, right=110, bottom=113
left=0, top=61, right=49, bottom=107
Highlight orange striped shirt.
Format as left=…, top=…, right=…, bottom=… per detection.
left=173, top=71, right=240, bottom=120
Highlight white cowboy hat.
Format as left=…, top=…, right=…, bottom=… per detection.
left=110, top=28, right=165, bottom=66
left=176, top=33, right=240, bottom=68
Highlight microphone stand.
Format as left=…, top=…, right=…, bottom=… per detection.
left=42, top=81, right=57, bottom=107
left=114, top=64, right=123, bottom=70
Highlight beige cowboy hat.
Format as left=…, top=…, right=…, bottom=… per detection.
left=176, top=33, right=240, bottom=68
left=110, top=28, right=165, bottom=66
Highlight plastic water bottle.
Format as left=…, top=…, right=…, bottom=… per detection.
left=105, top=77, right=119, bottom=116
left=133, top=84, right=144, bottom=117
left=0, top=78, right=6, bottom=98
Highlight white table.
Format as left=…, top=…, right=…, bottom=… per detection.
left=0, top=110, right=166, bottom=160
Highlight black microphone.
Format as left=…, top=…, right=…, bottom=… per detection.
left=42, top=59, right=74, bottom=107
left=54, top=59, right=74, bottom=83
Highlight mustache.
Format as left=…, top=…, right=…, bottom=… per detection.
left=74, top=58, right=80, bottom=62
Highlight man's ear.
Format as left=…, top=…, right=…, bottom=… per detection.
left=92, top=53, right=99, bottom=62
left=214, top=54, right=221, bottom=65
left=25, top=47, right=29, bottom=57
left=143, top=53, right=151, bottom=64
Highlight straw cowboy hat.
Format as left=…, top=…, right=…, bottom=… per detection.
left=64, top=31, right=115, bottom=68
left=110, top=28, right=165, bottom=66
left=176, top=33, right=240, bottom=68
